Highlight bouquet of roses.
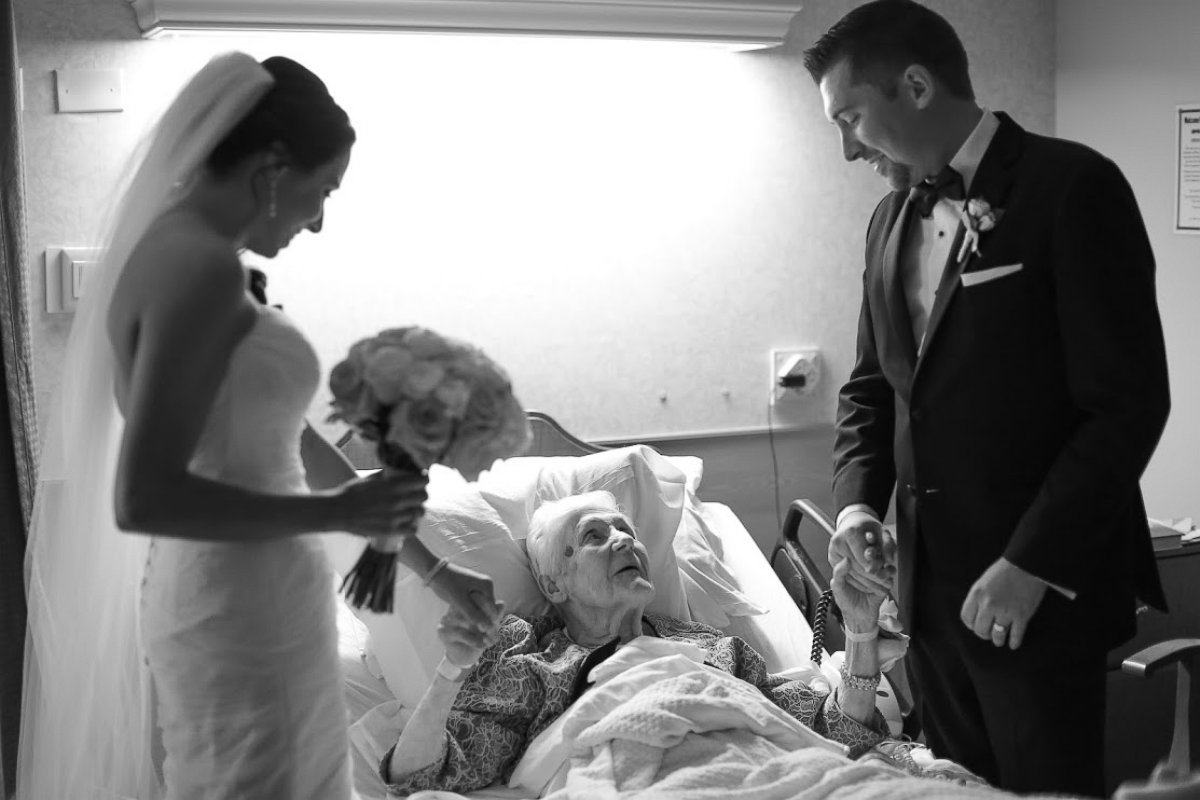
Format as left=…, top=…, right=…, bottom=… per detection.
left=328, top=326, right=531, bottom=612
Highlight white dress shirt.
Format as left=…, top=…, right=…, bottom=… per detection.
left=902, top=109, right=1000, bottom=351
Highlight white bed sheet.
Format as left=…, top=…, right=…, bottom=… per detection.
left=336, top=500, right=826, bottom=800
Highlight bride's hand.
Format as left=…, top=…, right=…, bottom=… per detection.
left=429, top=563, right=504, bottom=632
left=330, top=470, right=428, bottom=538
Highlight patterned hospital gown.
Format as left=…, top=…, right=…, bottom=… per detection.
left=381, top=613, right=889, bottom=796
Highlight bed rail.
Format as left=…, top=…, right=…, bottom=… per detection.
left=771, top=499, right=844, bottom=655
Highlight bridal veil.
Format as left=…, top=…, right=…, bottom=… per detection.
left=17, top=52, right=274, bottom=800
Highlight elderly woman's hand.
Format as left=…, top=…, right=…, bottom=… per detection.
left=831, top=556, right=888, bottom=634
left=438, top=604, right=505, bottom=669
left=429, top=562, right=504, bottom=632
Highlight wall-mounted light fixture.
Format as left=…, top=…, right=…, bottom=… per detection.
left=128, top=0, right=802, bottom=49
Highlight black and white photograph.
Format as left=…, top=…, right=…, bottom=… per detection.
left=0, top=1, right=1197, bottom=799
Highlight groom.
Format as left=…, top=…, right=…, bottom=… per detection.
left=804, top=0, right=1169, bottom=794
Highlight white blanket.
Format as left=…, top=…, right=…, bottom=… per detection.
left=524, top=641, right=1052, bottom=800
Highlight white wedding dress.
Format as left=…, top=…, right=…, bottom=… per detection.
left=140, top=302, right=352, bottom=800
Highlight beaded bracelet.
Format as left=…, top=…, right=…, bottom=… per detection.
left=421, top=556, right=450, bottom=587
left=839, top=659, right=881, bottom=693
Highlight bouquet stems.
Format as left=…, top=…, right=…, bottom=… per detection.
left=339, top=443, right=422, bottom=613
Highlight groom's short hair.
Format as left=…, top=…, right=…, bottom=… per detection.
left=803, top=0, right=974, bottom=102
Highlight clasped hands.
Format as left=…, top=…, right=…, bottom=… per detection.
left=828, top=510, right=896, bottom=635
left=339, top=469, right=507, bottom=645
left=437, top=596, right=506, bottom=671
left=830, top=511, right=1046, bottom=649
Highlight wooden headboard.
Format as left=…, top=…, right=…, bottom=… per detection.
left=338, top=410, right=606, bottom=467
left=525, top=410, right=606, bottom=457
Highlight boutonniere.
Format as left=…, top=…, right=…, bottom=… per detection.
left=957, top=198, right=1005, bottom=264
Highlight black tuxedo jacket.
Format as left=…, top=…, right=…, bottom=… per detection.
left=832, top=113, right=1169, bottom=648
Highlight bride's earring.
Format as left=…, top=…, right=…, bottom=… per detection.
left=267, top=173, right=279, bottom=220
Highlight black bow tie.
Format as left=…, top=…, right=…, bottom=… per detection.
left=909, top=166, right=964, bottom=218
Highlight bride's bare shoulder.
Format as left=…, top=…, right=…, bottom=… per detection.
left=110, top=212, right=249, bottom=338
left=119, top=213, right=244, bottom=302
left=135, top=213, right=240, bottom=276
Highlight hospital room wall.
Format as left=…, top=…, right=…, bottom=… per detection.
left=14, top=0, right=1054, bottom=554
left=1055, top=0, right=1200, bottom=522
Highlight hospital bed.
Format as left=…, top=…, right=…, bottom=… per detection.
left=329, top=411, right=1199, bottom=799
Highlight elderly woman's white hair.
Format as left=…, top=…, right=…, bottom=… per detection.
left=526, top=490, right=625, bottom=585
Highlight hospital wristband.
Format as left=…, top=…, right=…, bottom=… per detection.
left=843, top=626, right=879, bottom=643
left=436, top=656, right=467, bottom=683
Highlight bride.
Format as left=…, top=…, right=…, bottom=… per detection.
left=19, top=52, right=502, bottom=800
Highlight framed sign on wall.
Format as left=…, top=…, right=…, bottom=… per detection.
left=1175, top=104, right=1200, bottom=234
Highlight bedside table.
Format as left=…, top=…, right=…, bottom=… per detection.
left=1104, top=544, right=1200, bottom=793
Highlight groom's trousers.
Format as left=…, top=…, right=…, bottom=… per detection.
left=906, top=550, right=1109, bottom=798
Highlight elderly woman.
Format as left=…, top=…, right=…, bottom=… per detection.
left=381, top=491, right=907, bottom=795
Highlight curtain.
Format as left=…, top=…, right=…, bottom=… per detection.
left=0, top=0, right=37, bottom=796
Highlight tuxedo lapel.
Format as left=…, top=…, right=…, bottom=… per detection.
left=881, top=196, right=919, bottom=372
left=915, top=113, right=1024, bottom=378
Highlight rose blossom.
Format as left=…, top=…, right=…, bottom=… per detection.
left=398, top=360, right=446, bottom=398
left=387, top=397, right=455, bottom=468
left=434, top=378, right=471, bottom=418
left=329, top=358, right=363, bottom=401
left=362, top=346, right=415, bottom=404
left=402, top=327, right=456, bottom=360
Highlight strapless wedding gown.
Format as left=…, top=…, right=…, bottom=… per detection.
left=141, top=304, right=351, bottom=800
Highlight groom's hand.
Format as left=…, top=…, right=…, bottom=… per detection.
left=829, top=510, right=896, bottom=594
left=960, top=557, right=1046, bottom=650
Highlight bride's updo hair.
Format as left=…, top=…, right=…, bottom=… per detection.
left=206, top=56, right=356, bottom=176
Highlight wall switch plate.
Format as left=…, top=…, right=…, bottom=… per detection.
left=770, top=347, right=820, bottom=403
left=44, top=246, right=100, bottom=313
left=55, top=69, right=124, bottom=113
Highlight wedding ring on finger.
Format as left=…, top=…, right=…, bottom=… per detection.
left=990, top=621, right=1010, bottom=645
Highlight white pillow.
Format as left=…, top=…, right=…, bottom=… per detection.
left=476, top=445, right=762, bottom=627
left=674, top=495, right=766, bottom=626
left=665, top=454, right=704, bottom=494
left=641, top=453, right=766, bottom=625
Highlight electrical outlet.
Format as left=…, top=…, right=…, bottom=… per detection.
left=770, top=347, right=820, bottom=403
